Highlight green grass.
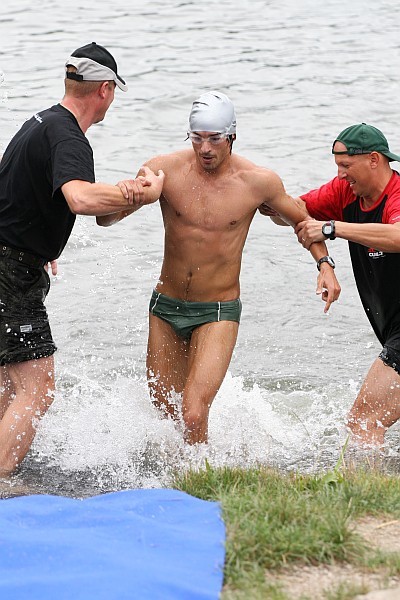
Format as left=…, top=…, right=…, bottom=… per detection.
left=172, top=464, right=400, bottom=599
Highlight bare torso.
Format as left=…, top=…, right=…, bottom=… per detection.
left=146, top=149, right=275, bottom=301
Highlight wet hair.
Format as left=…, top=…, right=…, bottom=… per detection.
left=228, top=134, right=235, bottom=154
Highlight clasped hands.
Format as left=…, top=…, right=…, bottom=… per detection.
left=116, top=166, right=165, bottom=207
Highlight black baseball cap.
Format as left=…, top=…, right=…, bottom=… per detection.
left=65, top=42, right=127, bottom=92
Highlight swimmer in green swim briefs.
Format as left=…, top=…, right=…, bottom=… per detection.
left=97, top=91, right=341, bottom=445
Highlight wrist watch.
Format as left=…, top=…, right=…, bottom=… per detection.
left=317, top=256, right=335, bottom=271
left=322, top=220, right=336, bottom=240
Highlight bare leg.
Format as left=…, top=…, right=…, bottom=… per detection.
left=0, top=356, right=55, bottom=477
left=183, top=320, right=239, bottom=444
left=146, top=313, right=189, bottom=419
left=347, top=358, right=400, bottom=446
left=0, top=365, right=15, bottom=420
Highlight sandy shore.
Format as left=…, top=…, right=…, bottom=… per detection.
left=267, top=517, right=400, bottom=599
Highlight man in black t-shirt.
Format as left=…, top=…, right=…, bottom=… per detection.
left=0, top=42, right=164, bottom=477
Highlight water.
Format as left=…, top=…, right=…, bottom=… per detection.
left=0, top=0, right=399, bottom=496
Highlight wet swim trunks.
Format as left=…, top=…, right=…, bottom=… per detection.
left=0, top=257, right=57, bottom=365
left=149, top=290, right=242, bottom=340
left=379, top=345, right=400, bottom=376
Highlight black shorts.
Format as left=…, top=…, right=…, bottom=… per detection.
left=0, top=257, right=56, bottom=366
left=379, top=345, right=400, bottom=376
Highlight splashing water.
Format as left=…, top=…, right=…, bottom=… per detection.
left=16, top=367, right=369, bottom=497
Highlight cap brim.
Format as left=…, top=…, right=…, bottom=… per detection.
left=115, top=75, right=127, bottom=92
left=383, top=151, right=400, bottom=162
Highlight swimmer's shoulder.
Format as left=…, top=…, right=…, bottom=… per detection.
left=233, top=153, right=282, bottom=184
left=144, top=149, right=193, bottom=173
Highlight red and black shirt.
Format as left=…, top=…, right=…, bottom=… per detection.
left=301, top=172, right=400, bottom=349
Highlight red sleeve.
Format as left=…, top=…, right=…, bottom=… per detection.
left=300, top=177, right=346, bottom=221
left=382, top=175, right=400, bottom=224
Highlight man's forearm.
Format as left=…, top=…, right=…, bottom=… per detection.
left=296, top=219, right=400, bottom=253
left=62, top=178, right=160, bottom=217
left=335, top=221, right=400, bottom=252
left=62, top=181, right=137, bottom=216
left=308, top=240, right=332, bottom=263
left=96, top=208, right=135, bottom=227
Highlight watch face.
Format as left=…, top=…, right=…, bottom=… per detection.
left=323, top=223, right=332, bottom=236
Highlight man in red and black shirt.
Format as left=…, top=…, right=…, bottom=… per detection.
left=295, top=123, right=400, bottom=447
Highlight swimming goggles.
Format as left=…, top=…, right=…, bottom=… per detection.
left=186, top=132, right=228, bottom=145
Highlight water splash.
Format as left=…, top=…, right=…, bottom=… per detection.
left=19, top=368, right=366, bottom=497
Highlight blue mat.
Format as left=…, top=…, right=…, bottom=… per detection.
left=0, top=489, right=225, bottom=600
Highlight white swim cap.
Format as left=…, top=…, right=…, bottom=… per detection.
left=189, top=91, right=236, bottom=135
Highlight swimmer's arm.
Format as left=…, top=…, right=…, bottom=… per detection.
left=258, top=195, right=311, bottom=226
left=270, top=215, right=289, bottom=225
left=255, top=170, right=309, bottom=227
left=256, top=171, right=341, bottom=311
left=258, top=202, right=288, bottom=225
left=257, top=174, right=330, bottom=256
left=96, top=166, right=164, bottom=227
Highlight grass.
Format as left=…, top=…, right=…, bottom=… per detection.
left=172, top=463, right=400, bottom=599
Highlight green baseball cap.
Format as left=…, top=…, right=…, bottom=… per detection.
left=332, top=123, right=400, bottom=162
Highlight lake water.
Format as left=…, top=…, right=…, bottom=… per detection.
left=1, top=0, right=399, bottom=496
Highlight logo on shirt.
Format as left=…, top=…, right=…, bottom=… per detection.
left=368, top=248, right=385, bottom=259
left=34, top=113, right=43, bottom=123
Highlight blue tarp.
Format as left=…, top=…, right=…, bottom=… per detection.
left=0, top=489, right=225, bottom=599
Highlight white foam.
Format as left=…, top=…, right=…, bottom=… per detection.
left=32, top=368, right=355, bottom=492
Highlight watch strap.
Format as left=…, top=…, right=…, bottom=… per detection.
left=317, top=256, right=335, bottom=271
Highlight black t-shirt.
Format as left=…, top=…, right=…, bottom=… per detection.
left=343, top=196, right=400, bottom=348
left=0, top=104, right=95, bottom=260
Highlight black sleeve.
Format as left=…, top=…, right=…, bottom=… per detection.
left=51, top=138, right=95, bottom=195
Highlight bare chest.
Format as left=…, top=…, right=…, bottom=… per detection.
left=162, top=177, right=254, bottom=231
